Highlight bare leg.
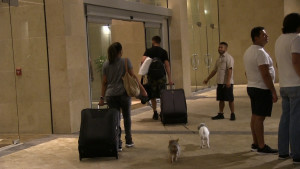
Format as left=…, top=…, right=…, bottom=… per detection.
left=253, top=114, right=266, bottom=148
left=229, top=101, right=235, bottom=113
left=219, top=101, right=225, bottom=113
left=251, top=115, right=258, bottom=145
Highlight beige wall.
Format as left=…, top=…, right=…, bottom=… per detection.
left=45, top=0, right=90, bottom=133
left=0, top=2, right=18, bottom=133
left=284, top=0, right=300, bottom=15
left=219, top=0, right=284, bottom=84
left=0, top=0, right=52, bottom=134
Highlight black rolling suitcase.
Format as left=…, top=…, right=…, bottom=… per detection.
left=78, top=107, right=119, bottom=160
left=160, top=85, right=188, bottom=125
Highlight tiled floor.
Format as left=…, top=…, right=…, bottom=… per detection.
left=0, top=85, right=299, bottom=169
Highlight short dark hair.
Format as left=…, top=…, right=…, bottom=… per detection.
left=108, top=42, right=122, bottom=64
left=152, top=36, right=161, bottom=44
left=219, top=42, right=228, bottom=47
left=282, top=13, right=300, bottom=34
left=251, top=26, right=264, bottom=43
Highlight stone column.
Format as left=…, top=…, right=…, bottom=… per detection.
left=168, top=0, right=192, bottom=97
left=45, top=0, right=90, bottom=133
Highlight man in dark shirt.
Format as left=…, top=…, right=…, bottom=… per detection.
left=141, top=36, right=173, bottom=120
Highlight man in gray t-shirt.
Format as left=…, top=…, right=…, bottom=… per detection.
left=203, top=42, right=235, bottom=121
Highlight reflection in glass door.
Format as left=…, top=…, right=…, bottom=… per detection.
left=87, top=23, right=111, bottom=108
left=145, top=23, right=162, bottom=49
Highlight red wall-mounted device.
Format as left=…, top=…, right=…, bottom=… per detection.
left=16, top=68, right=22, bottom=76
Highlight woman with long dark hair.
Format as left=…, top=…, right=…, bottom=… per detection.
left=98, top=42, right=147, bottom=151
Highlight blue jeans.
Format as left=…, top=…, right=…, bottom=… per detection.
left=278, top=87, right=300, bottom=159
left=106, top=94, right=132, bottom=146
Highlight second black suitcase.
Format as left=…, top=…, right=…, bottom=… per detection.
left=78, top=108, right=120, bottom=160
left=160, top=88, right=188, bottom=125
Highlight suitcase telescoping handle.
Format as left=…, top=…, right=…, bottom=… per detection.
left=97, top=103, right=109, bottom=109
left=166, top=83, right=175, bottom=90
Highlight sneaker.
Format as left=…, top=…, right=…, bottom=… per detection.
left=230, top=113, right=236, bottom=121
left=125, top=142, right=134, bottom=148
left=257, top=144, right=278, bottom=154
left=293, top=159, right=300, bottom=165
left=118, top=147, right=122, bottom=152
left=152, top=111, right=158, bottom=120
left=251, top=144, right=258, bottom=152
left=212, top=113, right=224, bottom=120
left=278, top=154, right=290, bottom=160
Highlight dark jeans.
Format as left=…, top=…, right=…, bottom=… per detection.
left=106, top=94, right=132, bottom=146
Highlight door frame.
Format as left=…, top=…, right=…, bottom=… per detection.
left=84, top=0, right=171, bottom=51
left=84, top=0, right=172, bottom=107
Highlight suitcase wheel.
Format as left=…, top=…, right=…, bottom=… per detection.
left=79, top=155, right=82, bottom=161
left=116, top=154, right=119, bottom=159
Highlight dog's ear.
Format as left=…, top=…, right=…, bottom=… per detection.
left=176, top=138, right=179, bottom=142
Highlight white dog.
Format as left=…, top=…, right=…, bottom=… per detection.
left=198, top=123, right=210, bottom=148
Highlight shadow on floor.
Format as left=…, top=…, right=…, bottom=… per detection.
left=123, top=150, right=295, bottom=169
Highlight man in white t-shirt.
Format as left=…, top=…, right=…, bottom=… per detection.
left=203, top=42, right=235, bottom=121
left=275, top=13, right=300, bottom=164
left=243, top=27, right=278, bottom=154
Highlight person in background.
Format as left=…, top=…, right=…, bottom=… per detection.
left=141, top=36, right=172, bottom=120
left=275, top=13, right=300, bottom=164
left=243, top=27, right=278, bottom=154
left=99, top=42, right=147, bottom=151
left=203, top=42, right=236, bottom=121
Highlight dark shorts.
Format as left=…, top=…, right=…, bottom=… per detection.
left=247, top=87, right=273, bottom=117
left=147, top=76, right=166, bottom=99
left=217, top=84, right=234, bottom=101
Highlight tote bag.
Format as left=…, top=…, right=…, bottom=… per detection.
left=122, top=58, right=140, bottom=97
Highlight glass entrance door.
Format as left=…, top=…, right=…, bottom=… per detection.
left=145, top=23, right=162, bottom=49
left=87, top=23, right=111, bottom=108
left=188, top=0, right=220, bottom=92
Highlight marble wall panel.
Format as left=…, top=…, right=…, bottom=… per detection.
left=0, top=2, right=18, bottom=133
left=17, top=101, right=51, bottom=133
left=10, top=0, right=52, bottom=133
left=219, top=0, right=284, bottom=84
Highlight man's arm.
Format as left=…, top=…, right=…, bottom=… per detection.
left=258, top=64, right=278, bottom=103
left=203, top=70, right=217, bottom=84
left=141, top=56, right=147, bottom=64
left=292, top=53, right=300, bottom=77
left=164, top=60, right=173, bottom=85
left=226, top=68, right=232, bottom=88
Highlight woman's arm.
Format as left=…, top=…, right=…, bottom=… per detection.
left=98, top=75, right=107, bottom=106
left=128, top=68, right=147, bottom=97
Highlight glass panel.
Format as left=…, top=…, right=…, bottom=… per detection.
left=188, top=0, right=220, bottom=92
left=124, top=0, right=168, bottom=8
left=145, top=27, right=161, bottom=49
left=87, top=23, right=111, bottom=108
